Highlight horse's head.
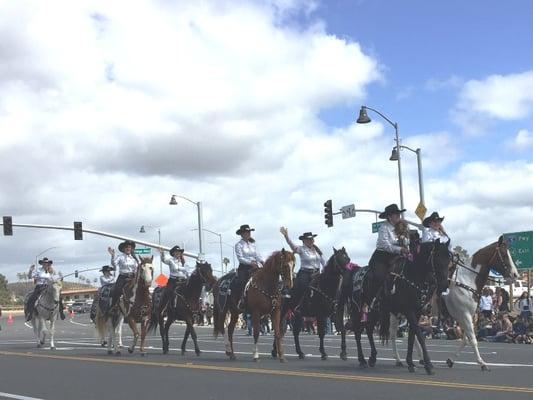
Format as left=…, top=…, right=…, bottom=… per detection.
left=329, top=247, right=350, bottom=274
left=428, top=239, right=452, bottom=294
left=490, top=236, right=519, bottom=283
left=50, top=280, right=62, bottom=304
left=195, top=260, right=218, bottom=288
left=138, top=255, right=154, bottom=285
left=278, top=248, right=295, bottom=289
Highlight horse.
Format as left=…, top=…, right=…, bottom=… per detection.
left=94, top=284, right=125, bottom=355
left=378, top=239, right=451, bottom=374
left=271, top=247, right=350, bottom=360
left=213, top=249, right=295, bottom=362
left=148, top=260, right=217, bottom=356
left=28, top=280, right=63, bottom=349
left=443, top=236, right=518, bottom=371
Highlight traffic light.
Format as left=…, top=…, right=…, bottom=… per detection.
left=74, top=270, right=78, bottom=278
left=74, top=221, right=83, bottom=240
left=3, top=216, right=13, bottom=236
left=324, top=200, right=333, bottom=228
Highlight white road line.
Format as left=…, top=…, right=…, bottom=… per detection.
left=69, top=320, right=92, bottom=327
left=0, top=392, right=45, bottom=400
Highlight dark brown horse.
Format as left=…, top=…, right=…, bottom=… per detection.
left=213, top=249, right=295, bottom=362
left=148, top=261, right=217, bottom=355
left=272, top=247, right=350, bottom=360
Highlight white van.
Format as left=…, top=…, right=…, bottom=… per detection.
left=487, top=279, right=529, bottom=299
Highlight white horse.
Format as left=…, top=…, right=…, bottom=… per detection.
left=95, top=304, right=124, bottom=355
left=31, top=280, right=62, bottom=349
left=389, top=314, right=423, bottom=366
left=444, top=236, right=518, bottom=371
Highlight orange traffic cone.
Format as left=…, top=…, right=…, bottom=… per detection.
left=7, top=313, right=13, bottom=325
left=69, top=310, right=74, bottom=319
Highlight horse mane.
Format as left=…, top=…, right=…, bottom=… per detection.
left=263, top=251, right=282, bottom=272
left=471, top=240, right=496, bottom=266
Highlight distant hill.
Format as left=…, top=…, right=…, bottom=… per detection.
left=7, top=281, right=95, bottom=298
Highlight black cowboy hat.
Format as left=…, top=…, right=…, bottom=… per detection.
left=236, top=224, right=255, bottom=235
left=299, top=232, right=317, bottom=240
left=378, top=203, right=406, bottom=219
left=423, top=211, right=445, bottom=228
left=118, top=240, right=136, bottom=253
left=38, top=257, right=53, bottom=265
left=169, top=245, right=184, bottom=256
left=100, top=265, right=114, bottom=273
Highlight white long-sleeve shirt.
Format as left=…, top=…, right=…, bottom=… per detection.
left=285, top=237, right=325, bottom=271
left=376, top=221, right=403, bottom=254
left=111, top=253, right=138, bottom=275
left=100, top=274, right=115, bottom=286
left=161, top=252, right=190, bottom=279
left=235, top=239, right=263, bottom=266
left=32, top=268, right=53, bottom=285
left=480, top=295, right=493, bottom=311
left=422, top=227, right=451, bottom=246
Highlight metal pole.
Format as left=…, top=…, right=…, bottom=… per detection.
left=416, top=148, right=425, bottom=206
left=35, top=246, right=59, bottom=266
left=158, top=228, right=162, bottom=274
left=394, top=123, right=405, bottom=215
left=219, top=234, right=223, bottom=274
left=197, top=201, right=204, bottom=254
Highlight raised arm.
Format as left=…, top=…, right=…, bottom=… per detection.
left=280, top=227, right=299, bottom=253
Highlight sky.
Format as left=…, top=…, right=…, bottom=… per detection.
left=0, top=0, right=532, bottom=284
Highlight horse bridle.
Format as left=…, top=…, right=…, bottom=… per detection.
left=488, top=244, right=513, bottom=278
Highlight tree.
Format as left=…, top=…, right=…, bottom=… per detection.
left=453, top=245, right=472, bottom=265
left=0, top=274, right=11, bottom=304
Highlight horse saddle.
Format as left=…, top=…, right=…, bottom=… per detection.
left=98, top=284, right=114, bottom=313
left=352, top=266, right=369, bottom=295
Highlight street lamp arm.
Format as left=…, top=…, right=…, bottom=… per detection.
left=399, top=145, right=419, bottom=154
left=171, top=194, right=198, bottom=206
left=363, top=106, right=397, bottom=129
left=191, top=227, right=220, bottom=238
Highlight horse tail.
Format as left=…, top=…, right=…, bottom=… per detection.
left=379, top=295, right=391, bottom=345
left=147, top=288, right=161, bottom=334
left=95, top=308, right=106, bottom=339
left=212, top=289, right=226, bottom=338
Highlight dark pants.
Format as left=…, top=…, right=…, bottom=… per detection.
left=110, top=273, right=134, bottom=310
left=160, top=277, right=187, bottom=313
left=236, top=264, right=254, bottom=294
left=292, top=269, right=318, bottom=305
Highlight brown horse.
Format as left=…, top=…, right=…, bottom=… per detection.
left=124, top=256, right=154, bottom=355
left=213, top=249, right=295, bottom=362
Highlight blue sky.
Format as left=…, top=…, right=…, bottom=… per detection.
left=313, top=0, right=533, bottom=167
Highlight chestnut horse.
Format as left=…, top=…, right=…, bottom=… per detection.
left=213, top=249, right=295, bottom=362
left=148, top=260, right=217, bottom=356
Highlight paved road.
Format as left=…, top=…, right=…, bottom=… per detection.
left=1, top=314, right=533, bottom=400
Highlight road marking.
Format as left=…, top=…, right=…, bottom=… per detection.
left=69, top=320, right=92, bottom=327
left=0, top=392, right=45, bottom=400
left=1, top=350, right=533, bottom=394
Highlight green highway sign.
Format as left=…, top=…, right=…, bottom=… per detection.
left=504, top=231, right=533, bottom=270
left=372, top=221, right=385, bottom=234
left=134, top=247, right=152, bottom=255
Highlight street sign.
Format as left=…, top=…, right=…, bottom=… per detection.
left=341, top=204, right=356, bottom=219
left=415, top=202, right=427, bottom=221
left=372, top=221, right=385, bottom=233
left=503, top=231, right=533, bottom=269
left=134, top=247, right=152, bottom=255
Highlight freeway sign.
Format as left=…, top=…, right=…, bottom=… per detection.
left=372, top=221, right=385, bottom=234
left=503, top=231, right=533, bottom=269
left=341, top=204, right=356, bottom=219
left=415, top=202, right=427, bottom=221
left=134, top=247, right=152, bottom=255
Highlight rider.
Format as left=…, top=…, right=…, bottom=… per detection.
left=159, top=245, right=190, bottom=313
left=369, top=204, right=409, bottom=278
left=91, top=265, right=115, bottom=322
left=280, top=228, right=325, bottom=304
left=235, top=224, right=264, bottom=309
left=108, top=240, right=139, bottom=313
left=26, top=258, right=65, bottom=321
left=421, top=212, right=450, bottom=247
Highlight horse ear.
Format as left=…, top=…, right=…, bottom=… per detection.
left=498, top=235, right=504, bottom=245
left=342, top=246, right=345, bottom=251
left=281, top=248, right=285, bottom=254
left=333, top=247, right=337, bottom=252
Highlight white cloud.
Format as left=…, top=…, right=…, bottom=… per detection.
left=453, top=70, right=533, bottom=134
left=507, top=129, right=533, bottom=152
left=425, top=75, right=463, bottom=91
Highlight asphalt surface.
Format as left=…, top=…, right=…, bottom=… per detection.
left=1, top=314, right=533, bottom=400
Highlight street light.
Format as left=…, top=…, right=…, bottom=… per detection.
left=139, top=225, right=162, bottom=273
left=192, top=228, right=223, bottom=273
left=357, top=105, right=404, bottom=214
left=169, top=194, right=204, bottom=255
left=35, top=246, right=59, bottom=266
left=389, top=145, right=425, bottom=207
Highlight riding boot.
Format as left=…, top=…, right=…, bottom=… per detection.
left=59, top=307, right=66, bottom=320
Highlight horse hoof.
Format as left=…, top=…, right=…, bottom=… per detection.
left=321, top=354, right=328, bottom=361
left=359, top=361, right=368, bottom=369
left=140, top=352, right=146, bottom=357
left=50, top=347, right=56, bottom=351
left=163, top=349, right=169, bottom=355
left=115, top=351, right=121, bottom=356
left=195, top=350, right=201, bottom=357
left=368, top=358, right=376, bottom=368
left=101, top=341, right=107, bottom=347
left=481, top=365, right=490, bottom=372
left=279, top=358, right=286, bottom=363
left=298, top=353, right=305, bottom=360
left=271, top=350, right=277, bottom=358
left=340, top=353, right=347, bottom=361
left=37, top=343, right=42, bottom=348
left=253, top=357, right=260, bottom=362
left=446, top=358, right=454, bottom=368
left=419, top=359, right=425, bottom=365
left=396, top=361, right=404, bottom=367
left=425, top=365, right=435, bottom=375
left=107, top=350, right=113, bottom=355
left=128, top=348, right=134, bottom=354
left=181, top=350, right=186, bottom=356
left=408, top=365, right=416, bottom=373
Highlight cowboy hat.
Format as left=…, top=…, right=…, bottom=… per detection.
left=378, top=203, right=406, bottom=219
left=100, top=265, right=114, bottom=273
left=236, top=224, right=255, bottom=235
left=169, top=245, right=184, bottom=257
left=299, top=232, right=317, bottom=240
left=423, top=211, right=445, bottom=228
left=118, top=240, right=136, bottom=253
left=38, top=257, right=53, bottom=265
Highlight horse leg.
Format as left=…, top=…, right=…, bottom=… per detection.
left=163, top=317, right=173, bottom=355
left=127, top=318, right=139, bottom=354
left=317, top=317, right=327, bottom=360
left=390, top=314, right=403, bottom=366
left=139, top=319, right=147, bottom=356
left=226, top=311, right=239, bottom=360
left=292, top=312, right=305, bottom=359
left=118, top=317, right=124, bottom=348
left=336, top=304, right=348, bottom=361
left=366, top=314, right=378, bottom=367
left=189, top=322, right=201, bottom=357
left=272, top=307, right=285, bottom=363
left=181, top=324, right=191, bottom=355
left=49, top=317, right=56, bottom=350
left=353, top=314, right=367, bottom=368
left=252, top=312, right=261, bottom=361
left=406, top=312, right=434, bottom=375
left=458, top=315, right=489, bottom=371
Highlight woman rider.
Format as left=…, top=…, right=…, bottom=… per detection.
left=26, top=258, right=65, bottom=321
left=108, top=240, right=139, bottom=313
left=234, top=224, right=264, bottom=309
left=158, top=245, right=190, bottom=313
